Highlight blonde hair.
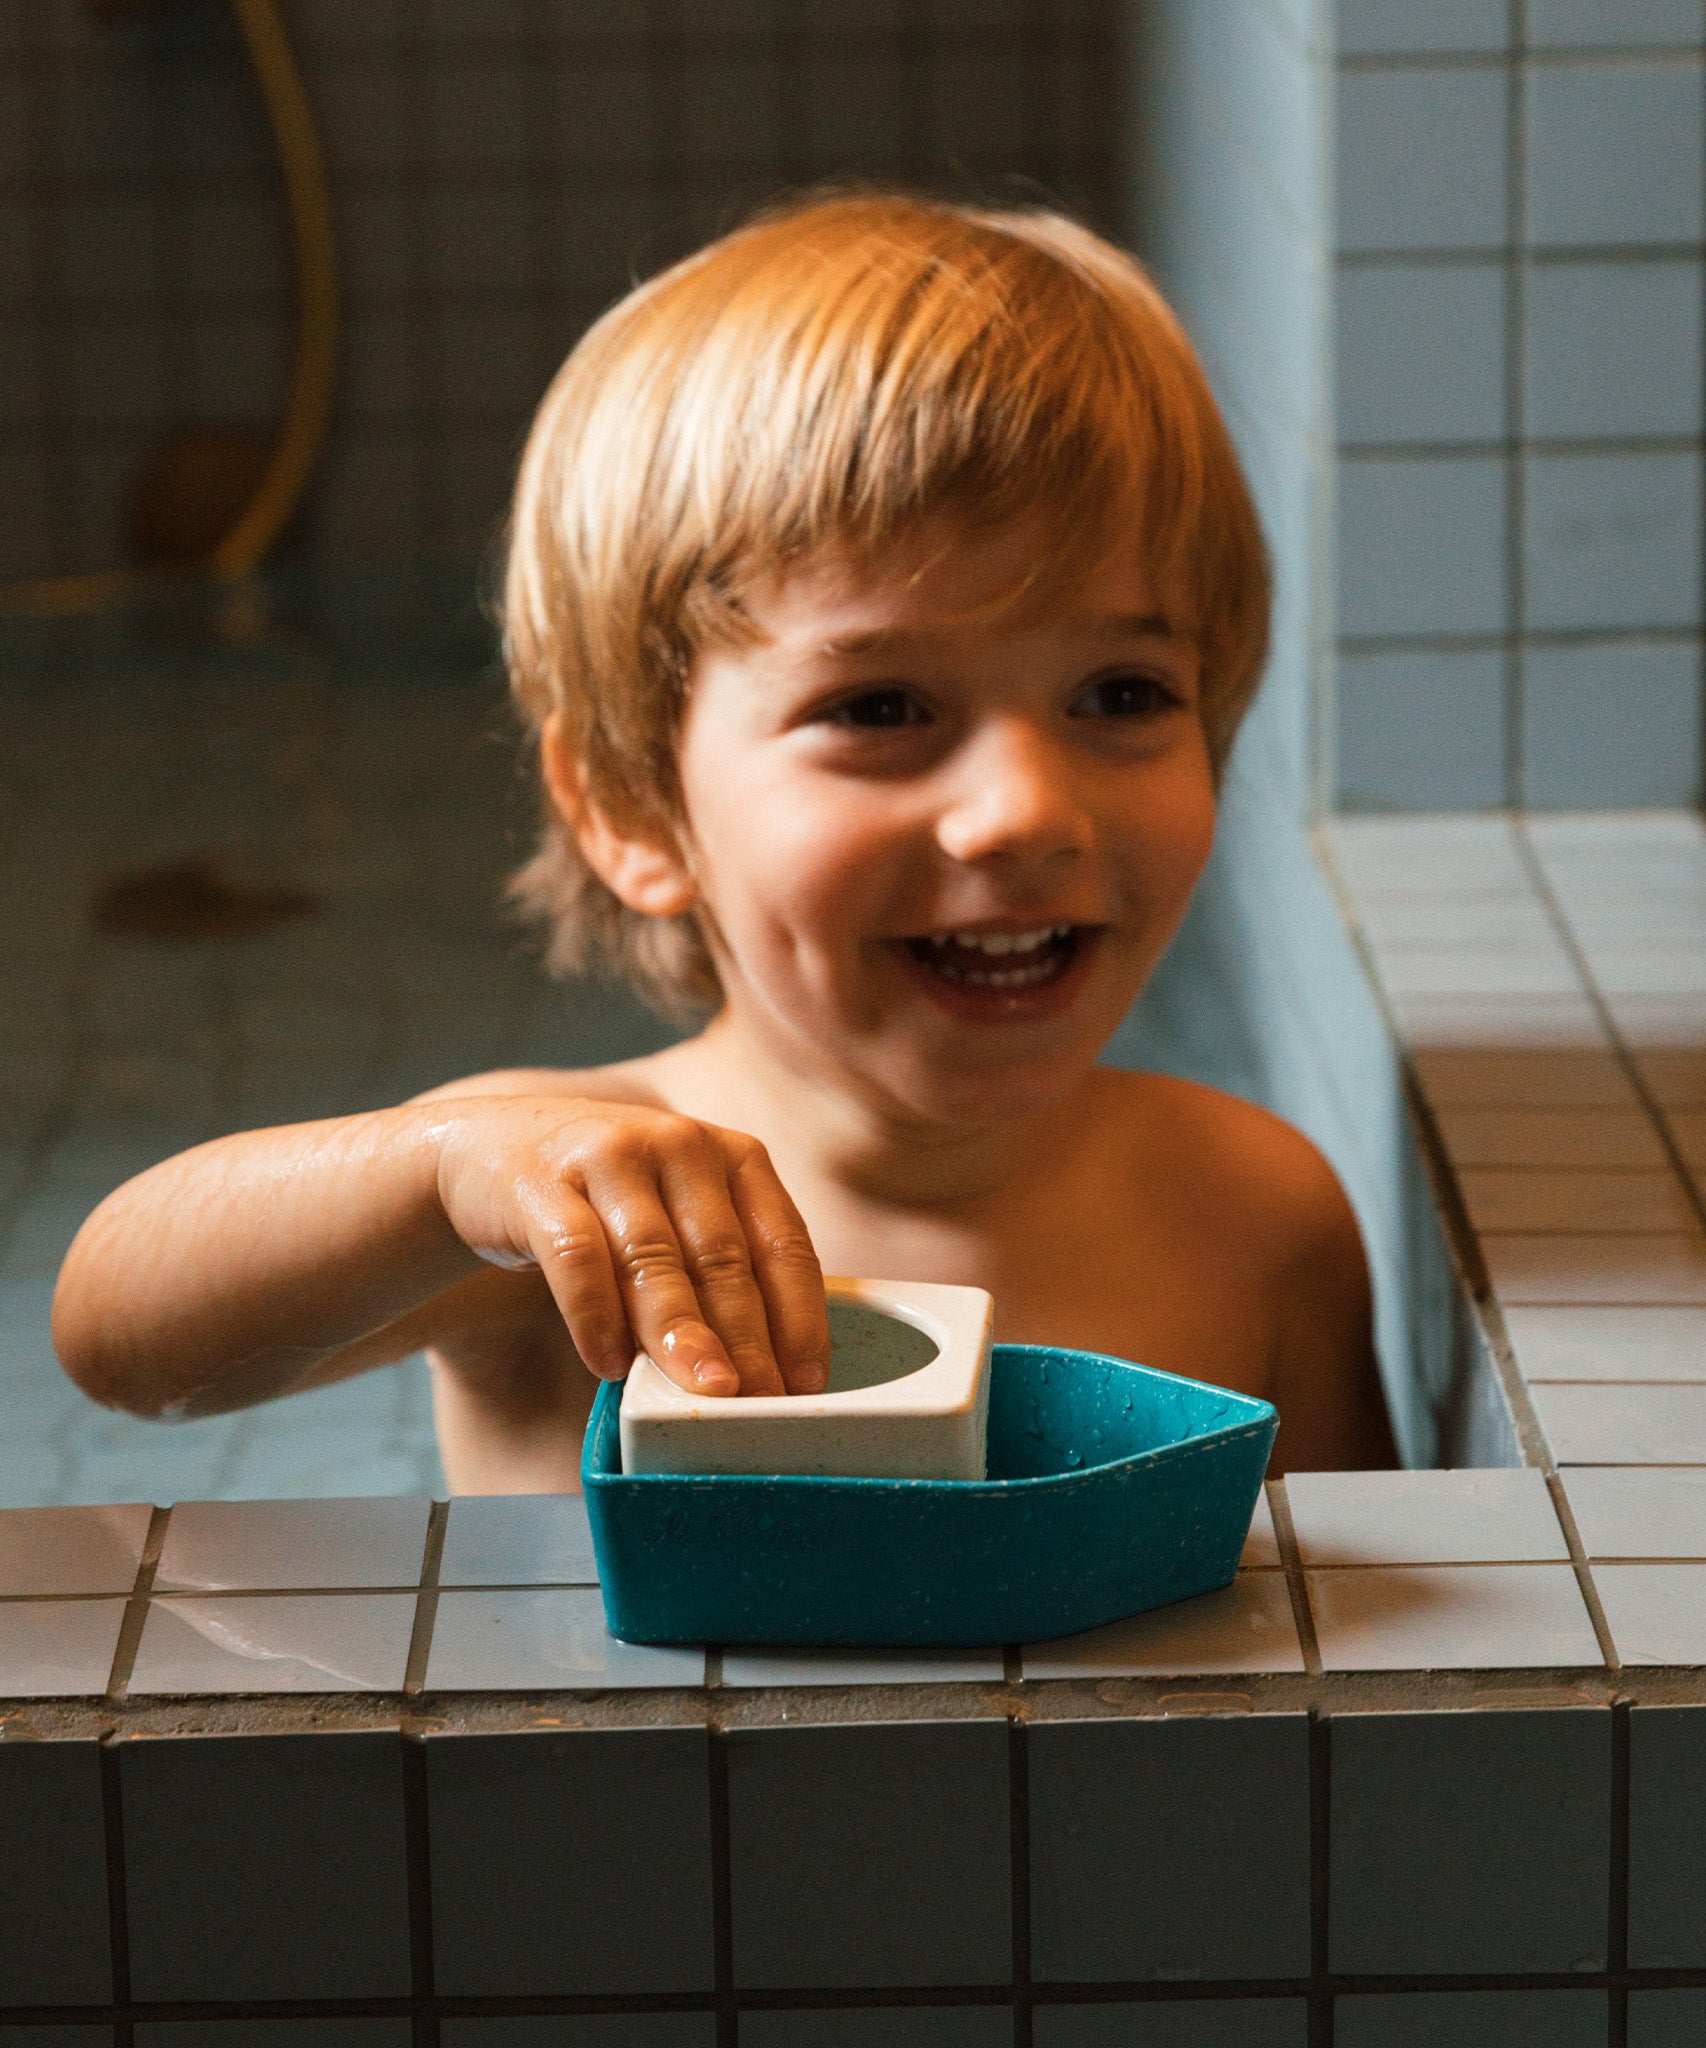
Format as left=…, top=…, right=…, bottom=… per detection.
left=504, top=189, right=1269, bottom=1016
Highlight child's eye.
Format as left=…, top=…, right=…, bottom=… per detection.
left=825, top=687, right=931, bottom=729
left=1071, top=672, right=1179, bottom=720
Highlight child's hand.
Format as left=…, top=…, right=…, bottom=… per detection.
left=433, top=1097, right=830, bottom=1399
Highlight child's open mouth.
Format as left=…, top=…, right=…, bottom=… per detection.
left=907, top=924, right=1082, bottom=990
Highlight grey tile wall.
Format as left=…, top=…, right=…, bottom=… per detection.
left=0, top=0, right=1120, bottom=581
left=1031, top=2007, right=1308, bottom=2047
left=1335, top=10, right=1706, bottom=812
left=1628, top=1704, right=1706, bottom=1969
left=0, top=1739, right=112, bottom=2005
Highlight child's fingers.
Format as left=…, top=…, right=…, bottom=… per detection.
left=722, top=1134, right=831, bottom=1396
left=657, top=1148, right=790, bottom=1398
left=516, top=1183, right=637, bottom=1383
left=588, top=1170, right=744, bottom=1398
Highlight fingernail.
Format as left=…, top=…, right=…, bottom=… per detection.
left=693, top=1358, right=740, bottom=1394
left=796, top=1357, right=831, bottom=1394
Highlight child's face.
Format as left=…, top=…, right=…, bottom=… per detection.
left=674, top=512, right=1218, bottom=1123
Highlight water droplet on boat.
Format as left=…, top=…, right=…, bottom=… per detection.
left=1065, top=1448, right=1083, bottom=1468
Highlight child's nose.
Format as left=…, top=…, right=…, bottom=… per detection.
left=934, top=721, right=1094, bottom=868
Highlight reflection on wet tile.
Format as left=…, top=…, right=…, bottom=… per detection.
left=1023, top=1575, right=1303, bottom=1679
left=1242, top=1484, right=1282, bottom=1568
left=0, top=1503, right=151, bottom=1595
left=437, top=1492, right=597, bottom=1587
left=0, top=1598, right=126, bottom=1697
left=1307, top=1565, right=1603, bottom=1671
left=154, top=1497, right=431, bottom=1592
left=128, top=1594, right=416, bottom=1693
left=425, top=1588, right=704, bottom=1690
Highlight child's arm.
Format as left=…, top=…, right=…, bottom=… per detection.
left=52, top=1094, right=833, bottom=1421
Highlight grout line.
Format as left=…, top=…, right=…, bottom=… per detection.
left=97, top=1733, right=133, bottom=2048
left=1609, top=1696, right=1632, bottom=2048
left=403, top=1500, right=450, bottom=1698
left=401, top=1725, right=439, bottom=2048
left=105, top=1505, right=170, bottom=1704
left=1268, top=1481, right=1322, bottom=1677
left=1308, top=1710, right=1332, bottom=2048
left=1545, top=1469, right=1621, bottom=1672
left=708, top=1722, right=736, bottom=2048
left=1009, top=1710, right=1033, bottom=2048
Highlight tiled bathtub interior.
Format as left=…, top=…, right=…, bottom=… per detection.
left=7, top=3, right=1706, bottom=2047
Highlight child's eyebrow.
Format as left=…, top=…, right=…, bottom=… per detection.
left=814, top=612, right=1178, bottom=660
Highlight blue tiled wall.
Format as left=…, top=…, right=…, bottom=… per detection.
left=1334, top=2, right=1706, bottom=810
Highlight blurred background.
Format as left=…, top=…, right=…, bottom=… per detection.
left=0, top=0, right=1700, bottom=1500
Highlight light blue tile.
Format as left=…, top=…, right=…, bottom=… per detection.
left=424, top=1587, right=704, bottom=1690
left=1524, top=453, right=1700, bottom=632
left=740, top=2016, right=1010, bottom=2048
left=1525, top=260, right=1703, bottom=439
left=1530, top=0, right=1702, bottom=47
left=1329, top=1709, right=1611, bottom=1971
left=1338, top=262, right=1506, bottom=445
left=154, top=1496, right=431, bottom=1591
left=1630, top=1706, right=1706, bottom=1967
left=1339, top=68, right=1508, bottom=253
left=437, top=1491, right=597, bottom=1586
left=1522, top=640, right=1702, bottom=808
left=1527, top=59, right=1706, bottom=246
left=1631, top=1989, right=1706, bottom=2047
left=728, top=1721, right=1010, bottom=1990
left=1029, top=1716, right=1310, bottom=1981
left=1337, top=0, right=1509, bottom=55
left=1033, top=2007, right=1307, bottom=2048
left=128, top=1592, right=417, bottom=1694
left=120, top=1730, right=411, bottom=1999
left=425, top=1727, right=714, bottom=1996
left=1336, top=647, right=1507, bottom=810
left=0, top=1741, right=111, bottom=2003
left=1339, top=457, right=1508, bottom=638
left=1334, top=1989, right=1609, bottom=2046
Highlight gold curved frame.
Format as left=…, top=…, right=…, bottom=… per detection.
left=1, top=0, right=338, bottom=617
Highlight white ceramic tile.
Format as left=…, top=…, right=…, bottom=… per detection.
left=1411, top=1047, right=1640, bottom=1109
left=128, top=1593, right=417, bottom=1693
left=1603, top=997, right=1706, bottom=1048
left=153, top=1497, right=432, bottom=1592
left=1593, top=1564, right=1706, bottom=1665
left=1587, top=954, right=1706, bottom=1000
left=1531, top=1382, right=1706, bottom=1463
left=1285, top=1470, right=1569, bottom=1566
left=1457, top=1167, right=1697, bottom=1234
left=0, top=1598, right=125, bottom=1697
left=720, top=1647, right=1005, bottom=1687
left=0, top=1503, right=151, bottom=1595
left=1326, top=817, right=1529, bottom=899
left=437, top=1493, right=598, bottom=1587
left=1242, top=1485, right=1282, bottom=1568
left=1388, top=995, right=1608, bottom=1052
left=1376, top=950, right=1584, bottom=1000
left=1504, top=1305, right=1706, bottom=1382
left=1484, top=1233, right=1706, bottom=1304
left=1356, top=898, right=1561, bottom=951
left=424, top=1587, right=705, bottom=1690
left=1435, top=1107, right=1667, bottom=1169
left=1306, top=1565, right=1604, bottom=1671
left=1562, top=1468, right=1706, bottom=1558
left=1021, top=1574, right=1304, bottom=1679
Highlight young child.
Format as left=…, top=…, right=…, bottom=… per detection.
left=53, top=193, right=1395, bottom=1489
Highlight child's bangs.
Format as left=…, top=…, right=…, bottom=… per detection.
left=676, top=201, right=1214, bottom=644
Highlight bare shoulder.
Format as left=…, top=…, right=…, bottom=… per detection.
left=1095, top=1067, right=1357, bottom=1266
left=408, top=1061, right=670, bottom=1109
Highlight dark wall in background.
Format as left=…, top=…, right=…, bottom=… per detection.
left=0, top=0, right=1119, bottom=581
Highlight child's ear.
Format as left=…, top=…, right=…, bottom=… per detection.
left=540, top=713, right=698, bottom=920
